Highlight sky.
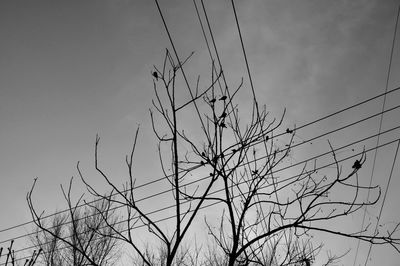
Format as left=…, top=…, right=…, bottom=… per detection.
left=0, top=0, right=400, bottom=265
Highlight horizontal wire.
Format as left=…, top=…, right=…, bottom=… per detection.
left=1, top=98, right=398, bottom=248
left=4, top=136, right=400, bottom=265
left=1, top=85, right=399, bottom=236
left=1, top=100, right=399, bottom=247
left=4, top=122, right=400, bottom=259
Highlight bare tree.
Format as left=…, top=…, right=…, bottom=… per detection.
left=30, top=214, right=65, bottom=266
left=0, top=240, right=41, bottom=266
left=26, top=1, right=400, bottom=266
left=27, top=179, right=120, bottom=266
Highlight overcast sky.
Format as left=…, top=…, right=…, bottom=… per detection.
left=1, top=0, right=400, bottom=265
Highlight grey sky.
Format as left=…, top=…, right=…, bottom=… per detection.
left=1, top=0, right=399, bottom=265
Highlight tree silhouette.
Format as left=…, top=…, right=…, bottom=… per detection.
left=26, top=1, right=400, bottom=265
left=0, top=241, right=41, bottom=266
left=27, top=180, right=120, bottom=266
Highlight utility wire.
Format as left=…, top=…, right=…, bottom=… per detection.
left=0, top=171, right=168, bottom=234
left=1, top=97, right=400, bottom=246
left=4, top=121, right=400, bottom=255
left=364, top=140, right=400, bottom=266
left=2, top=4, right=400, bottom=255
left=2, top=3, right=399, bottom=229
left=1, top=84, right=398, bottom=236
left=230, top=0, right=258, bottom=122
left=5, top=101, right=400, bottom=243
left=4, top=135, right=400, bottom=265
left=353, top=4, right=400, bottom=265
left=198, top=1, right=289, bottom=252
left=2, top=1, right=399, bottom=263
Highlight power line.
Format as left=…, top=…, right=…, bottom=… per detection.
left=2, top=1, right=398, bottom=263
left=1, top=84, right=398, bottom=237
left=0, top=171, right=168, bottom=234
left=2, top=2, right=400, bottom=254
left=3, top=0, right=400, bottom=235
left=4, top=135, right=400, bottom=265
left=230, top=0, right=259, bottom=121
left=353, top=4, right=400, bottom=265
left=4, top=119, right=400, bottom=255
left=364, top=140, right=400, bottom=265
left=1, top=96, right=400, bottom=248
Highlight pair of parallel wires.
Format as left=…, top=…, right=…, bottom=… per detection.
left=1, top=1, right=400, bottom=265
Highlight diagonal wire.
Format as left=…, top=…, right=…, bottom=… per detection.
left=353, top=4, right=400, bottom=265
left=1, top=1, right=400, bottom=246
left=1, top=91, right=400, bottom=244
left=364, top=140, right=400, bottom=265
left=0, top=79, right=396, bottom=237
left=230, top=0, right=259, bottom=122
left=4, top=136, right=400, bottom=265
left=1, top=2, right=400, bottom=263
left=4, top=121, right=400, bottom=258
